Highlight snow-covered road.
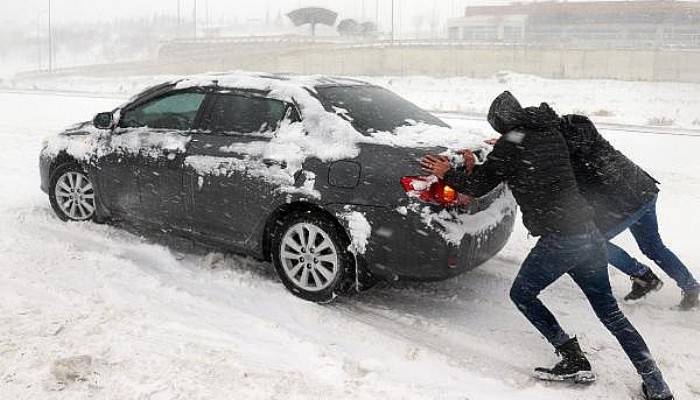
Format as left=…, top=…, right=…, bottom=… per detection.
left=1, top=92, right=698, bottom=399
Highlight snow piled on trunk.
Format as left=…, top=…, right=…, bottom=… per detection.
left=417, top=186, right=517, bottom=246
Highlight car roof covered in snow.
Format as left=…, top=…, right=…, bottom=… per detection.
left=173, top=71, right=373, bottom=91
left=126, top=71, right=374, bottom=107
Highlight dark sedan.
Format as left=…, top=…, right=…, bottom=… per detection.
left=40, top=72, right=516, bottom=302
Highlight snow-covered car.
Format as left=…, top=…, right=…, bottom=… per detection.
left=39, top=72, right=516, bottom=302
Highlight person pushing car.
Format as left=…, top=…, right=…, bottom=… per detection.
left=420, top=92, right=673, bottom=400
left=558, top=113, right=699, bottom=310
left=460, top=100, right=699, bottom=310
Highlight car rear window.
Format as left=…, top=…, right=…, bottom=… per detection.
left=315, top=85, right=448, bottom=134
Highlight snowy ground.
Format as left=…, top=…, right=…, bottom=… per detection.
left=0, top=89, right=699, bottom=400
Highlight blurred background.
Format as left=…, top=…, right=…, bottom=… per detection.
left=2, top=0, right=699, bottom=82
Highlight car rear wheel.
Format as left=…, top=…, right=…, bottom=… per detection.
left=49, top=163, right=96, bottom=222
left=272, top=211, right=354, bottom=303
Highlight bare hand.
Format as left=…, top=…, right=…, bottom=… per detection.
left=420, top=155, right=451, bottom=179
left=460, top=149, right=476, bottom=175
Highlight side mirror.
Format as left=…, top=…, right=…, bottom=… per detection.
left=93, top=112, right=114, bottom=130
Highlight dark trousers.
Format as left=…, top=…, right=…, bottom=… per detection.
left=510, top=225, right=670, bottom=397
left=606, top=197, right=699, bottom=292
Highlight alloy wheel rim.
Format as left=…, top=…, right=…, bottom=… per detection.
left=55, top=171, right=95, bottom=221
left=280, top=223, right=339, bottom=292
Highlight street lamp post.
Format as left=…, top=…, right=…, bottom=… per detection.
left=48, top=0, right=53, bottom=72
left=205, top=0, right=210, bottom=31
left=375, top=0, right=379, bottom=25
left=391, top=0, right=395, bottom=41
left=193, top=0, right=198, bottom=39
left=177, top=0, right=181, bottom=28
left=36, top=14, right=42, bottom=71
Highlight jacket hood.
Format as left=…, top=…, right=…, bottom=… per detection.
left=521, top=103, right=560, bottom=130
left=488, top=91, right=560, bottom=134
left=487, top=91, right=524, bottom=134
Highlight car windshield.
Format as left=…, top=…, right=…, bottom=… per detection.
left=315, top=85, right=449, bottom=134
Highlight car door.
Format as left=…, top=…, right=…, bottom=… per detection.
left=92, top=125, right=141, bottom=218
left=183, top=91, right=292, bottom=246
left=114, top=89, right=207, bottom=227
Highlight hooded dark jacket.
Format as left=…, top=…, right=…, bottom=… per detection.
left=444, top=92, right=595, bottom=236
left=559, top=114, right=659, bottom=233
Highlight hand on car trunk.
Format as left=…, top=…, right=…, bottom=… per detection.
left=460, top=149, right=477, bottom=175
left=420, top=155, right=450, bottom=179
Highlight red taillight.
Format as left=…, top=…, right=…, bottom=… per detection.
left=400, top=176, right=471, bottom=207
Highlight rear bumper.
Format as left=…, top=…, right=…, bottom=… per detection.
left=331, top=185, right=517, bottom=282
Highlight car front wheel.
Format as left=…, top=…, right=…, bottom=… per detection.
left=49, top=162, right=96, bottom=222
left=272, top=211, right=354, bottom=303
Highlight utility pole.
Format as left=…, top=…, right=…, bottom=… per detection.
left=177, top=0, right=181, bottom=29
left=431, top=0, right=437, bottom=39
left=205, top=0, right=210, bottom=32
left=375, top=0, right=379, bottom=25
left=48, top=0, right=54, bottom=73
left=391, top=0, right=395, bottom=41
left=193, top=0, right=198, bottom=39
left=36, top=14, right=42, bottom=71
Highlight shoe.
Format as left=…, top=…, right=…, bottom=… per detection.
left=679, top=288, right=699, bottom=311
left=624, top=270, right=664, bottom=302
left=533, top=337, right=596, bottom=384
left=643, top=383, right=674, bottom=400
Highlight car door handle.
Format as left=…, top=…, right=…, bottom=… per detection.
left=263, top=159, right=287, bottom=169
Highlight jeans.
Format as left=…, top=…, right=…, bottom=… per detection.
left=510, top=225, right=671, bottom=397
left=605, top=197, right=699, bottom=292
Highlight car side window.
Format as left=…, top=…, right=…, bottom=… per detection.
left=120, top=92, right=206, bottom=130
left=206, top=94, right=288, bottom=134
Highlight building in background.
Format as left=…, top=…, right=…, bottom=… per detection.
left=447, top=1, right=700, bottom=48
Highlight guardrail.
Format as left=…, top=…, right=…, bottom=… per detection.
left=159, top=36, right=700, bottom=51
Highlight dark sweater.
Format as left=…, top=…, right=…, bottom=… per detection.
left=445, top=104, right=595, bottom=237
left=560, top=114, right=659, bottom=234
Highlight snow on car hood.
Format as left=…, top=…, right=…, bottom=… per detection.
left=42, top=122, right=103, bottom=162
left=43, top=124, right=191, bottom=162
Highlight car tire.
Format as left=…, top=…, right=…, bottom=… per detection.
left=271, top=211, right=355, bottom=303
left=49, top=162, right=97, bottom=222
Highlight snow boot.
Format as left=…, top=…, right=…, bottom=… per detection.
left=624, top=270, right=663, bottom=302
left=679, top=288, right=699, bottom=311
left=643, top=383, right=674, bottom=400
left=533, top=338, right=596, bottom=384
